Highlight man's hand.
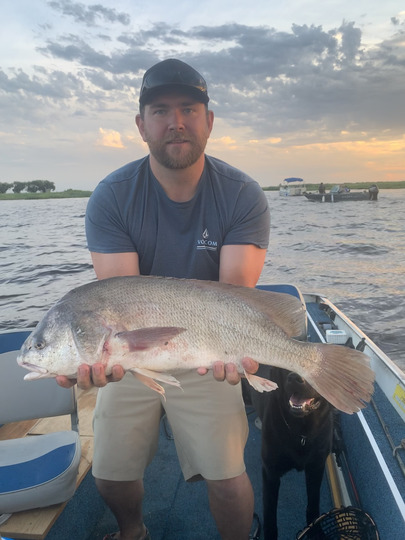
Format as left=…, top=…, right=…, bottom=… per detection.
left=197, top=357, right=259, bottom=385
left=56, top=363, right=125, bottom=390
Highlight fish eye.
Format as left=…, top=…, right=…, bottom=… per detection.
left=34, top=340, right=46, bottom=350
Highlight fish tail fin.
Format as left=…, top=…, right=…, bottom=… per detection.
left=308, top=344, right=375, bottom=414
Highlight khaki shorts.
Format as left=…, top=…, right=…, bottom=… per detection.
left=92, top=370, right=248, bottom=482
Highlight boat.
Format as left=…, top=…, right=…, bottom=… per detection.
left=304, top=184, right=379, bottom=203
left=1, top=284, right=404, bottom=540
left=279, top=178, right=306, bottom=196
left=304, top=192, right=371, bottom=202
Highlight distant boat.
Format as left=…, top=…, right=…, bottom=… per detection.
left=304, top=191, right=370, bottom=202
left=305, top=184, right=379, bottom=202
left=279, top=177, right=306, bottom=196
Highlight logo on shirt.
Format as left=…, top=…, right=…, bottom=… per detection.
left=196, top=228, right=218, bottom=251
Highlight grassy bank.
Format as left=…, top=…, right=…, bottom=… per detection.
left=0, top=189, right=92, bottom=200
left=1, top=182, right=404, bottom=199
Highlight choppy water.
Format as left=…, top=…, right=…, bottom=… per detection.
left=1, top=191, right=404, bottom=372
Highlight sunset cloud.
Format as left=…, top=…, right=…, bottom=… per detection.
left=97, top=128, right=126, bottom=149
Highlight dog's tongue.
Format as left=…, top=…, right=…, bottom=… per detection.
left=289, top=393, right=315, bottom=411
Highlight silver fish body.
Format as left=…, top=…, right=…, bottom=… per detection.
left=17, top=276, right=374, bottom=414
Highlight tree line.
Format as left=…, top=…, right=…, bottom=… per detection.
left=0, top=180, right=55, bottom=194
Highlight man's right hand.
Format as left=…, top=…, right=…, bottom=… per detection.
left=56, top=363, right=125, bottom=390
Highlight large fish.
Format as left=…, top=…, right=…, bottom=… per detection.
left=17, top=275, right=374, bottom=414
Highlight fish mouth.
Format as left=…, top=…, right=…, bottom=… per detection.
left=18, top=360, right=49, bottom=380
left=288, top=393, right=321, bottom=416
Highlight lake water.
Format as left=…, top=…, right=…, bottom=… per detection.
left=1, top=190, right=404, bottom=372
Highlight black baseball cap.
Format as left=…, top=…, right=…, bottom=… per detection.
left=139, top=59, right=209, bottom=106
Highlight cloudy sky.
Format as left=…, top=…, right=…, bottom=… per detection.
left=1, top=0, right=404, bottom=190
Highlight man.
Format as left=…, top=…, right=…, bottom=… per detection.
left=58, top=58, right=270, bottom=540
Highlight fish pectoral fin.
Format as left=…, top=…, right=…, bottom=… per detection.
left=130, top=368, right=182, bottom=397
left=244, top=370, right=278, bottom=393
left=116, top=327, right=186, bottom=352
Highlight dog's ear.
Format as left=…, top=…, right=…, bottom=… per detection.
left=270, top=367, right=290, bottom=385
left=256, top=364, right=273, bottom=379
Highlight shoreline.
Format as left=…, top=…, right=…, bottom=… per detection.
left=0, top=189, right=93, bottom=201
left=0, top=182, right=404, bottom=201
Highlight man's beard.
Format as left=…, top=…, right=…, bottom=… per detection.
left=145, top=133, right=208, bottom=170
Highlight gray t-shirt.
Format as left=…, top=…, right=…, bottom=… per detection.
left=85, top=155, right=270, bottom=281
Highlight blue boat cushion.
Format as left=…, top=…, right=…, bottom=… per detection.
left=0, top=430, right=81, bottom=513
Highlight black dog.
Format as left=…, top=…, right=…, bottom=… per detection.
left=247, top=365, right=334, bottom=540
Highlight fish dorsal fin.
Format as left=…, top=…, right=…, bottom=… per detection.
left=190, top=280, right=306, bottom=339
left=229, top=288, right=306, bottom=338
left=138, top=277, right=306, bottom=339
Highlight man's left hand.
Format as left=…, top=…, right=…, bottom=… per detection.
left=197, top=357, right=259, bottom=385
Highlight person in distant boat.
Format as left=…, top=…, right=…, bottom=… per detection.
left=368, top=184, right=379, bottom=200
left=318, top=182, right=325, bottom=194
left=57, top=59, right=269, bottom=540
left=332, top=184, right=350, bottom=194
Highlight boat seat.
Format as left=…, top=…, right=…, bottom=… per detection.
left=0, top=331, right=81, bottom=516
